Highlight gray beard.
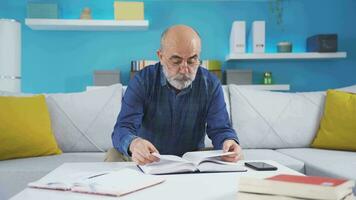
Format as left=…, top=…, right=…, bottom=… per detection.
left=162, top=65, right=195, bottom=90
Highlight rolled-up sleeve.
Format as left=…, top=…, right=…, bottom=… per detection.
left=206, top=83, right=239, bottom=150
left=112, top=75, right=145, bottom=157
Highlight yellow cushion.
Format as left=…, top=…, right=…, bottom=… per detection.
left=311, top=90, right=356, bottom=151
left=0, top=95, right=62, bottom=160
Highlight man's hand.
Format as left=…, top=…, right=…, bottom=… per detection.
left=129, top=138, right=160, bottom=165
left=221, top=139, right=243, bottom=162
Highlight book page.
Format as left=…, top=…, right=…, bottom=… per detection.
left=139, top=153, right=196, bottom=174
left=28, top=171, right=112, bottom=191
left=71, top=168, right=165, bottom=196
left=182, top=150, right=236, bottom=166
left=197, top=160, right=247, bottom=173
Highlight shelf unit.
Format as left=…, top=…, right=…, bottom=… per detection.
left=225, top=52, right=347, bottom=61
left=25, top=18, right=149, bottom=31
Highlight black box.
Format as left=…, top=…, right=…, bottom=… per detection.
left=307, top=34, right=338, bottom=52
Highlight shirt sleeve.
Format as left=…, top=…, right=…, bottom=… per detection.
left=206, top=83, right=239, bottom=150
left=111, top=75, right=145, bottom=157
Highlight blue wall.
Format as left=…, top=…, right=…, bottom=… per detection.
left=0, top=0, right=355, bottom=93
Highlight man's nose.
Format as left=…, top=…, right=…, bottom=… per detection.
left=179, top=62, right=189, bottom=74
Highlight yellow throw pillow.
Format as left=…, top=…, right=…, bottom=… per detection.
left=311, top=90, right=356, bottom=151
left=0, top=95, right=62, bottom=160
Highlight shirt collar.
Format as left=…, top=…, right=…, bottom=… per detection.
left=159, top=63, right=168, bottom=87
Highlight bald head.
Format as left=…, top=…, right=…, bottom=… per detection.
left=157, top=25, right=201, bottom=90
left=160, top=25, right=201, bottom=53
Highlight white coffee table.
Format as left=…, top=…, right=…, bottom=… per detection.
left=11, top=160, right=303, bottom=200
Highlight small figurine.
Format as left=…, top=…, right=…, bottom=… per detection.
left=80, top=7, right=92, bottom=20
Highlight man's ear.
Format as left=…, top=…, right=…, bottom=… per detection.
left=156, top=50, right=163, bottom=61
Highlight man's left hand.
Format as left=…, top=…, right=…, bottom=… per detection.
left=221, top=140, right=243, bottom=162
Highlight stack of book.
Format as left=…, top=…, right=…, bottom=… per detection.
left=131, top=60, right=157, bottom=72
left=200, top=60, right=222, bottom=81
left=238, top=174, right=355, bottom=200
left=130, top=60, right=157, bottom=78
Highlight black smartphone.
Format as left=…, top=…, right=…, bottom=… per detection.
left=245, top=162, right=278, bottom=171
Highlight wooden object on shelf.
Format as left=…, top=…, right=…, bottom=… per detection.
left=80, top=7, right=92, bottom=20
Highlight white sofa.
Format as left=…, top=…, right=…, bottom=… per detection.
left=1, top=84, right=355, bottom=199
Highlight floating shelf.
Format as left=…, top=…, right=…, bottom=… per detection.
left=234, top=84, right=290, bottom=91
left=25, top=18, right=149, bottom=31
left=226, top=52, right=347, bottom=61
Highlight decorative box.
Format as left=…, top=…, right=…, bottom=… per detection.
left=114, top=1, right=144, bottom=20
left=27, top=3, right=59, bottom=19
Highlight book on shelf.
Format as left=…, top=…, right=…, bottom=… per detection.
left=138, top=150, right=247, bottom=175
left=131, top=60, right=157, bottom=71
left=200, top=60, right=222, bottom=71
left=238, top=174, right=355, bottom=200
left=28, top=168, right=165, bottom=197
left=200, top=60, right=223, bottom=81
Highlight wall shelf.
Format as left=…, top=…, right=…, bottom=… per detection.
left=25, top=18, right=149, bottom=31
left=226, top=52, right=347, bottom=61
left=234, top=84, right=290, bottom=91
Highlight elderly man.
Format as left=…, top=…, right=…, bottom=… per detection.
left=108, top=25, right=243, bottom=165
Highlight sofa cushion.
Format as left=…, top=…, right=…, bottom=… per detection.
left=229, top=85, right=325, bottom=149
left=311, top=90, right=356, bottom=151
left=277, top=148, right=356, bottom=180
left=46, top=84, right=122, bottom=152
left=222, top=85, right=231, bottom=119
left=0, top=95, right=62, bottom=160
left=229, top=84, right=356, bottom=149
left=0, top=152, right=105, bottom=199
left=243, top=149, right=305, bottom=173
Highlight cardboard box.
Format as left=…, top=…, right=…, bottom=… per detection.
left=230, top=21, right=246, bottom=53
left=226, top=69, right=252, bottom=85
left=114, top=1, right=144, bottom=20
left=27, top=3, right=59, bottom=19
left=94, top=70, right=120, bottom=86
left=249, top=21, right=265, bottom=53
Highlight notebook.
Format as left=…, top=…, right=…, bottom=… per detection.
left=28, top=168, right=165, bottom=197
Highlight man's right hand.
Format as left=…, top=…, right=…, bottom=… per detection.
left=129, top=138, right=160, bottom=165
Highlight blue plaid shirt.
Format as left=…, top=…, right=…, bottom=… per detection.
left=112, top=62, right=238, bottom=157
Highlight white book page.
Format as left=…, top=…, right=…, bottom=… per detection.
left=28, top=171, right=111, bottom=191
left=182, top=150, right=236, bottom=166
left=139, top=153, right=196, bottom=174
left=197, top=160, right=247, bottom=172
left=71, top=168, right=165, bottom=196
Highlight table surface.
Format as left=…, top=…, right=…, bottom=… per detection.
left=11, top=160, right=303, bottom=200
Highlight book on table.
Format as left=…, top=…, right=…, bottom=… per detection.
left=236, top=192, right=355, bottom=200
left=138, top=150, right=247, bottom=175
left=28, top=168, right=165, bottom=197
left=238, top=174, right=355, bottom=200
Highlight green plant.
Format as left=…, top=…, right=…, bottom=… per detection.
left=269, top=0, right=284, bottom=26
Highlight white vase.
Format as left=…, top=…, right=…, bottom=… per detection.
left=0, top=19, right=21, bottom=92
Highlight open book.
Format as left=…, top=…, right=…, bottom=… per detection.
left=28, top=168, right=165, bottom=197
left=138, top=150, right=247, bottom=175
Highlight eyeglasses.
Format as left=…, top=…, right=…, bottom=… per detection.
left=164, top=55, right=200, bottom=69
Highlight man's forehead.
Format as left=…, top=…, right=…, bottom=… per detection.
left=164, top=44, right=201, bottom=58
left=169, top=52, right=199, bottom=59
